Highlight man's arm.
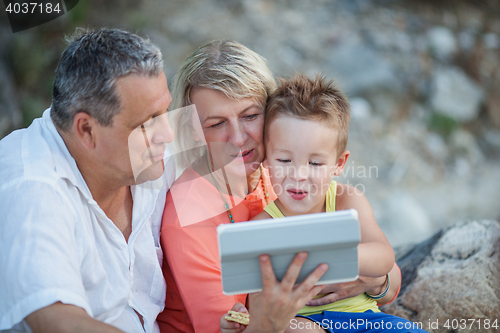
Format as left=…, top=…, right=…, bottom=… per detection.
left=25, top=303, right=123, bottom=333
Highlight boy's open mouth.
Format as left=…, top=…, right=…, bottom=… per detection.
left=287, top=189, right=308, bottom=200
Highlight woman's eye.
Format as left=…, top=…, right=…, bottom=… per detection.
left=277, top=159, right=291, bottom=163
left=208, top=121, right=224, bottom=129
left=244, top=114, right=259, bottom=120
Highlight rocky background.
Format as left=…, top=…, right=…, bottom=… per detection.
left=1, top=0, right=500, bottom=246
left=382, top=220, right=500, bottom=332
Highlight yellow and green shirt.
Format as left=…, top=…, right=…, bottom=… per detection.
left=263, top=180, right=380, bottom=315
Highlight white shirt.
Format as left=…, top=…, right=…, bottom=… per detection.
left=0, top=109, right=175, bottom=333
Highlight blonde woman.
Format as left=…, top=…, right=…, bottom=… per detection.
left=157, top=40, right=401, bottom=333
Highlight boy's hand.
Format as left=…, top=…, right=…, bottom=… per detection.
left=220, top=304, right=248, bottom=333
left=306, top=263, right=400, bottom=306
left=306, top=275, right=386, bottom=306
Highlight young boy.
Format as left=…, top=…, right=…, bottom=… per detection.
left=248, top=74, right=427, bottom=333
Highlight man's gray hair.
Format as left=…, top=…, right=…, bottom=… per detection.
left=51, top=28, right=163, bottom=131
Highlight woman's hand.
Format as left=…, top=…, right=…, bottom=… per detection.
left=247, top=252, right=327, bottom=333
left=306, top=263, right=400, bottom=307
left=220, top=252, right=328, bottom=333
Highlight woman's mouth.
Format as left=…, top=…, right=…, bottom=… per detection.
left=233, top=149, right=254, bottom=162
left=287, top=189, right=307, bottom=200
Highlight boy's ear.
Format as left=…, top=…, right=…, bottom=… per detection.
left=73, top=112, right=97, bottom=149
left=334, top=150, right=350, bottom=176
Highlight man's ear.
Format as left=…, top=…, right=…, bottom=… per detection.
left=73, top=112, right=97, bottom=149
left=334, top=150, right=350, bottom=176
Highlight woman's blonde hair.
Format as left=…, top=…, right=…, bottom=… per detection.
left=171, top=40, right=276, bottom=167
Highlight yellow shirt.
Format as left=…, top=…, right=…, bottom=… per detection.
left=263, top=181, right=380, bottom=315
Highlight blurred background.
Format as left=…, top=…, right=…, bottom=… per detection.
left=1, top=0, right=499, bottom=246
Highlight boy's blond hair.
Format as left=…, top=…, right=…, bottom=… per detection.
left=264, top=74, right=351, bottom=157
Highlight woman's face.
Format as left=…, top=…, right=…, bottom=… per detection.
left=190, top=88, right=265, bottom=177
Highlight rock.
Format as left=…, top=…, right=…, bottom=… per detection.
left=458, top=31, right=476, bottom=52
left=449, top=129, right=483, bottom=165
left=487, top=90, right=500, bottom=129
left=350, top=97, right=372, bottom=120
left=382, top=220, right=500, bottom=333
left=428, top=26, right=457, bottom=60
left=381, top=192, right=433, bottom=247
left=324, top=43, right=399, bottom=95
left=430, top=67, right=484, bottom=122
left=0, top=23, right=22, bottom=139
left=483, top=33, right=500, bottom=50
left=425, top=132, right=448, bottom=160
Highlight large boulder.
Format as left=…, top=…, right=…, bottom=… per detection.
left=382, top=220, right=500, bottom=333
left=430, top=67, right=484, bottom=123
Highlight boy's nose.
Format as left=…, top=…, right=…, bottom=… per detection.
left=290, top=164, right=308, bottom=181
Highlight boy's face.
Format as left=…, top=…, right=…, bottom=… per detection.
left=265, top=116, right=349, bottom=216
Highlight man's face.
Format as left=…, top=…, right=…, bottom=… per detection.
left=95, top=71, right=174, bottom=185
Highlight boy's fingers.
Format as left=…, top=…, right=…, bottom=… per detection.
left=259, top=255, right=277, bottom=290
left=230, top=303, right=247, bottom=312
left=280, top=252, right=308, bottom=291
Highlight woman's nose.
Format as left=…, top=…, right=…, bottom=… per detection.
left=228, top=122, right=247, bottom=147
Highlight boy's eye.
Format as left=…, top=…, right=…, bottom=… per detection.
left=277, top=159, right=291, bottom=163
left=309, top=161, right=324, bottom=166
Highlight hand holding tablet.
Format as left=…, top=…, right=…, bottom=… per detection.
left=217, top=209, right=361, bottom=295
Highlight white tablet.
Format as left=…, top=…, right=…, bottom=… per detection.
left=217, top=209, right=360, bottom=295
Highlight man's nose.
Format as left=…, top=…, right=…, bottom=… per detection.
left=151, top=114, right=174, bottom=144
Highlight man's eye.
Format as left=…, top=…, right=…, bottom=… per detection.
left=142, top=117, right=156, bottom=129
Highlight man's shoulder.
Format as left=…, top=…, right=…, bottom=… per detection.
left=0, top=112, right=67, bottom=187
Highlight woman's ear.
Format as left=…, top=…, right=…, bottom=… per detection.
left=73, top=112, right=97, bottom=149
left=334, top=150, right=350, bottom=176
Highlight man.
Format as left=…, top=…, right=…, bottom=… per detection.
left=0, top=28, right=175, bottom=332
left=0, top=28, right=327, bottom=333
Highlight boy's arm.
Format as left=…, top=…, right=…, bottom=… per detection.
left=336, top=183, right=395, bottom=278
left=307, top=262, right=401, bottom=306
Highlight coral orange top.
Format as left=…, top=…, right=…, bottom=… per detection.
left=157, top=167, right=276, bottom=333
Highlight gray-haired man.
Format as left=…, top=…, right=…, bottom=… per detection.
left=0, top=28, right=175, bottom=333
